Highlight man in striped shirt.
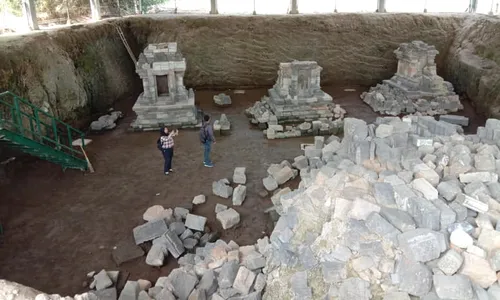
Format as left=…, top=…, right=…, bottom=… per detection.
left=160, top=127, right=178, bottom=175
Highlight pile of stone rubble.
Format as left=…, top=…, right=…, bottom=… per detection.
left=214, top=93, right=232, bottom=107
left=263, top=116, right=500, bottom=299
left=90, top=111, right=123, bottom=131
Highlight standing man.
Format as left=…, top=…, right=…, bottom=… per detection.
left=159, top=127, right=178, bottom=175
left=200, top=114, right=215, bottom=167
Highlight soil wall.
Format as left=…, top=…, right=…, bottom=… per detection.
left=1, top=13, right=500, bottom=122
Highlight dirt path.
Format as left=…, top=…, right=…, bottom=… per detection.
left=0, top=86, right=484, bottom=295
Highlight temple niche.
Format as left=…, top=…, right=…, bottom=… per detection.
left=267, top=61, right=334, bottom=122
left=362, top=40, right=463, bottom=116
left=131, top=43, right=198, bottom=130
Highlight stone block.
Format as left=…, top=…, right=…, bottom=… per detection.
left=253, top=273, right=266, bottom=293
left=373, top=182, right=397, bottom=208
left=290, top=271, right=312, bottom=299
left=459, top=252, right=497, bottom=289
left=395, top=257, right=433, bottom=296
left=95, top=270, right=113, bottom=291
left=352, top=256, right=374, bottom=273
left=233, top=167, right=247, bottom=184
left=433, top=199, right=457, bottom=228
left=243, top=253, right=266, bottom=271
left=216, top=208, right=240, bottom=230
left=215, top=204, right=228, bottom=213
left=185, top=214, right=207, bottom=232
left=314, top=136, right=325, bottom=149
left=174, top=207, right=190, bottom=220
left=293, top=155, right=309, bottom=169
left=163, top=229, right=185, bottom=258
left=439, top=115, right=469, bottom=126
left=449, top=202, right=468, bottom=221
left=393, top=185, right=417, bottom=211
left=436, top=181, right=460, bottom=201
left=187, top=289, right=205, bottom=300
left=213, top=180, right=233, bottom=198
left=339, top=278, right=371, bottom=300
left=262, top=176, right=278, bottom=192
left=133, top=219, right=169, bottom=245
left=118, top=281, right=140, bottom=300
left=475, top=154, right=496, bottom=172
left=464, top=181, right=490, bottom=198
left=366, top=212, right=401, bottom=244
left=197, top=270, right=218, bottom=296
left=218, top=260, right=240, bottom=289
left=112, top=238, right=145, bottom=266
left=407, top=197, right=441, bottom=231
left=490, top=249, right=500, bottom=271
left=433, top=274, right=474, bottom=300
left=488, top=182, right=500, bottom=199
left=143, top=205, right=167, bottom=222
left=459, top=172, right=498, bottom=183
left=272, top=166, right=294, bottom=185
left=168, top=269, right=198, bottom=300
left=380, top=207, right=416, bottom=232
left=90, top=288, right=117, bottom=300
left=169, top=222, right=186, bottom=235
left=456, top=193, right=489, bottom=213
left=450, top=229, right=473, bottom=248
left=376, top=124, right=394, bottom=138
left=477, top=229, right=500, bottom=254
left=145, top=242, right=166, bottom=267
left=348, top=199, right=380, bottom=220
left=232, top=185, right=247, bottom=206
left=304, top=146, right=322, bottom=159
left=397, top=229, right=446, bottom=263
left=232, top=266, right=256, bottom=295
left=411, top=178, right=438, bottom=201
left=437, top=249, right=463, bottom=275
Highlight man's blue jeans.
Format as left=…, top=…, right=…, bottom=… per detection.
left=204, top=142, right=212, bottom=165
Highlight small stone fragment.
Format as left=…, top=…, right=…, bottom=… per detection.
left=216, top=208, right=240, bottom=230
left=233, top=167, right=247, bottom=184
left=133, top=219, right=169, bottom=245
left=232, top=266, right=256, bottom=295
left=192, top=195, right=206, bottom=205
left=232, top=185, right=247, bottom=206
left=185, top=214, right=207, bottom=232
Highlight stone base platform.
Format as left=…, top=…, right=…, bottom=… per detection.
left=267, top=89, right=334, bottom=123
left=130, top=93, right=199, bottom=130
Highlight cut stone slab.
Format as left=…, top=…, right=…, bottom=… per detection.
left=380, top=207, right=416, bottom=232
left=232, top=266, right=256, bottom=295
left=232, top=185, right=247, bottom=206
left=437, top=181, right=461, bottom=201
left=192, top=195, right=206, bottom=205
left=272, top=166, right=294, bottom=185
left=254, top=273, right=266, bottom=293
left=459, top=252, right=497, bottom=289
left=397, top=229, right=446, bottom=263
left=133, top=219, right=169, bottom=245
left=218, top=260, right=240, bottom=289
left=163, top=229, right=185, bottom=259
left=396, top=257, right=433, bottom=296
left=439, top=115, right=469, bottom=126
left=433, top=274, right=474, bottom=300
left=216, top=208, right=240, bottom=230
left=169, top=222, right=186, bottom=236
left=168, top=269, right=198, bottom=300
left=145, top=243, right=166, bottom=267
left=411, top=178, right=438, bottom=201
left=459, top=172, right=498, bottom=184
left=197, top=270, right=218, bottom=296
left=373, top=182, right=397, bottom=208
left=118, top=281, right=139, bottom=300
left=143, top=205, right=166, bottom=222
left=112, top=238, right=145, bottom=266
left=262, top=176, right=278, bottom=192
left=185, top=214, right=207, bottom=232
left=90, top=288, right=117, bottom=300
left=407, top=197, right=440, bottom=231
left=95, top=270, right=113, bottom=291
left=213, top=180, right=234, bottom=198
left=174, top=207, right=190, bottom=220
left=339, top=278, right=371, bottom=300
left=365, top=212, right=401, bottom=244
left=456, top=193, right=489, bottom=213
left=233, top=167, right=247, bottom=184
left=215, top=203, right=228, bottom=214
left=437, top=249, right=464, bottom=275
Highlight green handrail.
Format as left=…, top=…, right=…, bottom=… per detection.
left=0, top=91, right=86, bottom=162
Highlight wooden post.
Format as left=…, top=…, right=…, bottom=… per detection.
left=80, top=145, right=95, bottom=173
left=289, top=0, right=299, bottom=14
left=210, top=0, right=218, bottom=14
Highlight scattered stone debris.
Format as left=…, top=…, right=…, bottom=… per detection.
left=233, top=167, right=247, bottom=184
left=213, top=93, right=232, bottom=107
left=90, top=111, right=123, bottom=131
left=361, top=41, right=463, bottom=116
left=192, top=194, right=206, bottom=205
left=212, top=179, right=233, bottom=198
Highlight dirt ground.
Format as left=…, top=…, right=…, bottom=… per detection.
left=0, top=86, right=485, bottom=295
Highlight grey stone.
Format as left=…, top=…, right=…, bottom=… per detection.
left=180, top=229, right=194, bottom=240
left=218, top=288, right=239, bottom=299
left=393, top=185, right=417, bottom=211
left=133, top=219, right=168, bottom=245
left=365, top=212, right=401, bottom=244
left=407, top=197, right=441, bottom=231
left=383, top=292, right=410, bottom=300
left=464, top=181, right=490, bottom=198
left=437, top=181, right=462, bottom=201
left=293, top=155, right=309, bottom=169
left=473, top=283, right=490, bottom=300
left=433, top=274, right=474, bottom=300
left=118, top=281, right=139, bottom=300
left=213, top=180, right=234, bottom=198
left=253, top=274, right=266, bottom=293
left=169, top=222, right=186, bottom=236
left=215, top=203, right=228, bottom=213
left=456, top=193, right=489, bottom=213
left=475, top=154, right=497, bottom=172
left=272, top=166, right=294, bottom=185
left=232, top=266, right=256, bottom=295
left=411, top=178, right=438, bottom=201
left=488, top=284, right=500, bottom=300
left=290, top=271, right=312, bottom=299
left=449, top=202, right=468, bottom=221
left=90, top=288, right=117, bottom=300
left=163, top=229, right=185, bottom=258
left=146, top=242, right=167, bottom=267
left=488, top=182, right=500, bottom=199
left=183, top=238, right=198, bottom=250
left=192, top=195, right=206, bottom=205
left=397, top=229, right=446, bottom=263
left=380, top=207, right=416, bottom=232
left=396, top=257, right=433, bottom=296
left=218, top=260, right=240, bottom=289
left=459, top=172, right=498, bottom=183
left=339, top=278, right=371, bottom=300
left=197, top=270, right=218, bottom=296
left=178, top=253, right=195, bottom=266
left=187, top=289, right=206, bottom=300
left=174, top=207, right=190, bottom=220
left=168, top=269, right=198, bottom=300
left=459, top=252, right=497, bottom=288
left=185, top=214, right=207, bottom=232
left=373, top=182, right=397, bottom=208
left=112, top=238, right=145, bottom=266
left=321, top=260, right=347, bottom=284
left=94, top=269, right=113, bottom=291
left=433, top=199, right=457, bottom=228
left=232, top=185, right=247, bottom=206
left=138, top=291, right=150, bottom=300
left=262, top=176, right=278, bottom=191
left=228, top=292, right=262, bottom=300
left=437, top=249, right=464, bottom=275
left=439, top=115, right=469, bottom=126
left=216, top=208, right=240, bottom=230
left=352, top=256, right=374, bottom=273
left=490, top=249, right=500, bottom=271
left=244, top=253, right=266, bottom=271
left=233, top=167, right=247, bottom=184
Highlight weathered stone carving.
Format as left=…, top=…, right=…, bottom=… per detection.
left=362, top=41, right=463, bottom=116
left=131, top=43, right=198, bottom=130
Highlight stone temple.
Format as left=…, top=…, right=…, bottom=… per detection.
left=362, top=41, right=463, bottom=116
left=131, top=43, right=198, bottom=130
left=266, top=61, right=334, bottom=123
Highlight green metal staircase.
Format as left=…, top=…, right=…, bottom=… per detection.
left=0, top=91, right=88, bottom=171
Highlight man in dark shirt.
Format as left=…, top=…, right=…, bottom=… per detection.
left=201, top=114, right=216, bottom=167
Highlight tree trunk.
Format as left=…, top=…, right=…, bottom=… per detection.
left=66, top=0, right=71, bottom=24
left=210, top=0, right=218, bottom=14
left=289, top=0, right=298, bottom=14
left=134, top=0, right=140, bottom=14
left=89, top=0, right=101, bottom=20
left=116, top=0, right=121, bottom=16
left=22, top=0, right=39, bottom=30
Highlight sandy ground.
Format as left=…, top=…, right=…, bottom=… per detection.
left=0, top=86, right=485, bottom=295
